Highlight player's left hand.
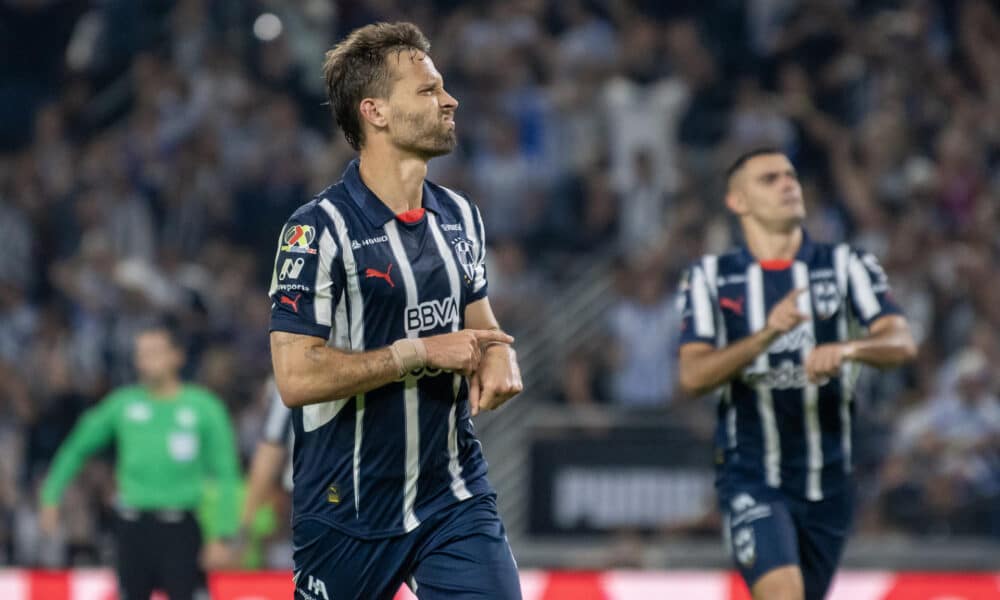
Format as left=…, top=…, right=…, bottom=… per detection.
left=469, top=343, right=522, bottom=416
left=805, top=342, right=854, bottom=384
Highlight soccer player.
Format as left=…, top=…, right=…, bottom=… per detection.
left=39, top=323, right=241, bottom=600
left=268, top=22, right=523, bottom=600
left=677, top=148, right=917, bottom=600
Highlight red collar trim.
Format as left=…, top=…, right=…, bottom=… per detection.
left=396, top=208, right=425, bottom=223
left=759, top=259, right=793, bottom=271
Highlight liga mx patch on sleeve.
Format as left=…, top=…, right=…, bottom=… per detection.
left=282, top=224, right=318, bottom=255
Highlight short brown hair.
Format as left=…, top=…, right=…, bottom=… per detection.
left=322, top=22, right=431, bottom=151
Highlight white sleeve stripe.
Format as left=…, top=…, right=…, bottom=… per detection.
left=848, top=253, right=880, bottom=321
left=313, top=228, right=338, bottom=327
left=690, top=266, right=715, bottom=338
left=833, top=244, right=853, bottom=473
left=746, top=264, right=769, bottom=372
left=701, top=255, right=726, bottom=347
left=319, top=199, right=365, bottom=351
left=472, top=205, right=487, bottom=291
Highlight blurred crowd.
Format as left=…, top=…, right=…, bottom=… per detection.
left=1, top=0, right=998, bottom=566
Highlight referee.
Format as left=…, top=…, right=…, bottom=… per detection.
left=39, top=323, right=241, bottom=600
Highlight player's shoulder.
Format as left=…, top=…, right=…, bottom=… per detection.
left=426, top=179, right=479, bottom=219
left=685, top=248, right=746, bottom=274
left=103, top=385, right=144, bottom=406
left=284, top=184, right=348, bottom=224
left=809, top=240, right=880, bottom=267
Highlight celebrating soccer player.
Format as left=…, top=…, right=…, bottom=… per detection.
left=677, top=148, right=917, bottom=600
left=268, top=22, right=523, bottom=600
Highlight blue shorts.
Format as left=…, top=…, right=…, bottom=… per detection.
left=719, top=482, right=854, bottom=600
left=292, top=494, right=521, bottom=600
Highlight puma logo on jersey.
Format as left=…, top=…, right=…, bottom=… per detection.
left=720, top=296, right=745, bottom=316
left=280, top=293, right=302, bottom=313
left=365, top=263, right=394, bottom=287
left=405, top=297, right=459, bottom=333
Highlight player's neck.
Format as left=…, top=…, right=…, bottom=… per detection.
left=145, top=378, right=182, bottom=400
left=357, top=148, right=427, bottom=214
left=744, top=223, right=802, bottom=261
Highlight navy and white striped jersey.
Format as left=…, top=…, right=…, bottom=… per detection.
left=268, top=160, right=493, bottom=539
left=678, top=232, right=901, bottom=500
left=261, top=378, right=294, bottom=492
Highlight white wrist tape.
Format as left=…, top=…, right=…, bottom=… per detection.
left=390, top=338, right=427, bottom=376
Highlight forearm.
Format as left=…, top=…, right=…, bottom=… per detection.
left=271, top=332, right=400, bottom=407
left=41, top=415, right=111, bottom=505
left=41, top=456, right=80, bottom=506
left=845, top=323, right=917, bottom=368
left=679, top=329, right=779, bottom=396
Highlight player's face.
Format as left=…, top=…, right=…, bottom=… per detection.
left=384, top=52, right=458, bottom=158
left=134, top=331, right=183, bottom=384
left=730, top=154, right=805, bottom=229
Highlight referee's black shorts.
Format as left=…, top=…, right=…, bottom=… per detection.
left=116, top=509, right=207, bottom=600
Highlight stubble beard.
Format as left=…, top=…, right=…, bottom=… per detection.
left=393, top=109, right=457, bottom=159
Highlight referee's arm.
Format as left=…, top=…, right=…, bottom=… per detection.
left=39, top=395, right=119, bottom=533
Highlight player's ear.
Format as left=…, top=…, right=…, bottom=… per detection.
left=725, top=190, right=747, bottom=216
left=359, top=97, right=389, bottom=130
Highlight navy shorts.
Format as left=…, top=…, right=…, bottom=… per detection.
left=719, top=482, right=854, bottom=600
left=292, top=494, right=521, bottom=600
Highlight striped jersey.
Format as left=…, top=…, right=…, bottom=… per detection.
left=268, top=160, right=493, bottom=538
left=677, top=232, right=901, bottom=500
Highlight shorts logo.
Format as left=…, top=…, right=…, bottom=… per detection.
left=452, top=237, right=477, bottom=284
left=297, top=574, right=330, bottom=600
left=279, top=257, right=306, bottom=281
left=733, top=526, right=756, bottom=567
left=812, top=280, right=840, bottom=319
left=729, top=493, right=772, bottom=527
left=282, top=225, right=318, bottom=255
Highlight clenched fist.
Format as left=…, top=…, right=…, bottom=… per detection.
left=423, top=329, right=514, bottom=376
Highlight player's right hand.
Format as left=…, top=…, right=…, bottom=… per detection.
left=423, top=329, right=514, bottom=376
left=39, top=505, right=59, bottom=537
left=765, top=288, right=810, bottom=335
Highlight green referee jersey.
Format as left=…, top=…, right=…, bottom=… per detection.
left=41, top=384, right=241, bottom=538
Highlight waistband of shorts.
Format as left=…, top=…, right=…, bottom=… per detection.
left=117, top=507, right=193, bottom=523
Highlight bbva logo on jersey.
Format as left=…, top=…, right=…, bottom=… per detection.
left=405, top=297, right=459, bottom=333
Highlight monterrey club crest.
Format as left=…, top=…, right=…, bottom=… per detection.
left=451, top=237, right=477, bottom=284
left=812, top=280, right=840, bottom=319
